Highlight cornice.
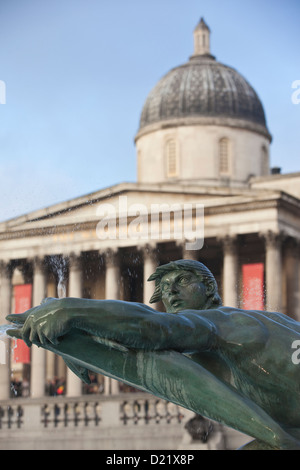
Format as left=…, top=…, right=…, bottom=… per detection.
left=135, top=116, right=272, bottom=142
left=1, top=195, right=298, bottom=242
left=0, top=182, right=275, bottom=232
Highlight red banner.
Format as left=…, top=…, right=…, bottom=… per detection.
left=242, top=263, right=264, bottom=311
left=13, top=284, right=32, bottom=364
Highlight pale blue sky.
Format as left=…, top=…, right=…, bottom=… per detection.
left=0, top=0, right=299, bottom=221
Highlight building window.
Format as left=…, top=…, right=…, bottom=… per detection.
left=219, top=138, right=230, bottom=175
left=261, top=145, right=269, bottom=176
left=166, top=138, right=178, bottom=178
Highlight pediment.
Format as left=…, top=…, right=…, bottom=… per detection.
left=0, top=181, right=283, bottom=236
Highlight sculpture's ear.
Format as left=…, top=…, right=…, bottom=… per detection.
left=205, top=280, right=215, bottom=297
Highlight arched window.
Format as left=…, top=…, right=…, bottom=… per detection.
left=261, top=145, right=269, bottom=175
left=219, top=138, right=230, bottom=174
left=166, top=138, right=178, bottom=178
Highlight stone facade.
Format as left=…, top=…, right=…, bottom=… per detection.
left=135, top=17, right=272, bottom=187
left=0, top=18, right=299, bottom=450
left=136, top=122, right=271, bottom=185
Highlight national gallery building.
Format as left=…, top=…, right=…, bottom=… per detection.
left=0, top=19, right=299, bottom=450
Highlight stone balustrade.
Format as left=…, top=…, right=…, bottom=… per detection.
left=0, top=393, right=192, bottom=450
left=0, top=392, right=250, bottom=450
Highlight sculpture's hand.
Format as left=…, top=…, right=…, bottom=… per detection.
left=6, top=298, right=72, bottom=347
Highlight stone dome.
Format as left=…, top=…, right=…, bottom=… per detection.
left=135, top=18, right=272, bottom=187
left=138, top=19, right=270, bottom=138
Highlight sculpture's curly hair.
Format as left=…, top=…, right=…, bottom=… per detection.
left=148, top=259, right=222, bottom=309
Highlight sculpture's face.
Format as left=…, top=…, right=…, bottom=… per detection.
left=160, top=270, right=208, bottom=313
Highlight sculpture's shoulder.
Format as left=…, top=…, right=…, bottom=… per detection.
left=209, top=306, right=268, bottom=329
left=181, top=306, right=261, bottom=323
left=193, top=307, right=270, bottom=351
left=218, top=306, right=300, bottom=335
left=254, top=309, right=300, bottom=333
left=180, top=307, right=267, bottom=333
left=201, top=306, right=263, bottom=323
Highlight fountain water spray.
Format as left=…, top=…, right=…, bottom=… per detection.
left=48, top=255, right=67, bottom=299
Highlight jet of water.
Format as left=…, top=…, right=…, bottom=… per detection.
left=48, top=255, right=67, bottom=299
left=0, top=324, right=18, bottom=339
left=57, top=277, right=66, bottom=299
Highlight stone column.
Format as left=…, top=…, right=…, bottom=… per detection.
left=66, top=253, right=83, bottom=397
left=103, top=248, right=120, bottom=395
left=0, top=261, right=12, bottom=399
left=45, top=280, right=57, bottom=383
left=179, top=240, right=199, bottom=261
left=263, top=231, right=283, bottom=312
left=31, top=257, right=47, bottom=398
left=104, top=249, right=120, bottom=300
left=141, top=244, right=158, bottom=307
left=221, top=236, right=239, bottom=308
left=284, top=238, right=299, bottom=319
left=298, top=242, right=300, bottom=322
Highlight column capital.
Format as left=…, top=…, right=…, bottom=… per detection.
left=103, top=248, right=119, bottom=268
left=260, top=230, right=285, bottom=250
left=31, top=256, right=47, bottom=274
left=68, top=252, right=82, bottom=271
left=139, top=243, right=158, bottom=262
left=284, top=236, right=300, bottom=253
left=218, top=235, right=238, bottom=255
left=0, top=260, right=13, bottom=279
left=176, top=240, right=200, bottom=260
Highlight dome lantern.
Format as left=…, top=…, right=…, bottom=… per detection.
left=193, top=17, right=212, bottom=57
left=135, top=18, right=272, bottom=187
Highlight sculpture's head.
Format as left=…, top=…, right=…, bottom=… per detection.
left=148, top=259, right=222, bottom=313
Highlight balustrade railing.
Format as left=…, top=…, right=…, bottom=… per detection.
left=120, top=398, right=184, bottom=425
left=0, top=393, right=246, bottom=450
left=0, top=393, right=184, bottom=430
left=0, top=404, right=23, bottom=429
left=41, top=401, right=102, bottom=428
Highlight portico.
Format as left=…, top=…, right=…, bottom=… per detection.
left=0, top=182, right=299, bottom=400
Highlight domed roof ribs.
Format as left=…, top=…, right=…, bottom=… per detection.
left=208, top=65, right=217, bottom=116
left=221, top=67, right=241, bottom=117
left=178, top=65, right=187, bottom=115
left=137, top=18, right=271, bottom=140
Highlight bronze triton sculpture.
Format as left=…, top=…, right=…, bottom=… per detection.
left=6, top=259, right=300, bottom=450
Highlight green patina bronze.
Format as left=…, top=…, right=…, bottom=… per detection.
left=6, top=259, right=300, bottom=450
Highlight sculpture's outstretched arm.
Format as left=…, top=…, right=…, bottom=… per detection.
left=6, top=303, right=300, bottom=450
left=6, top=297, right=217, bottom=352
